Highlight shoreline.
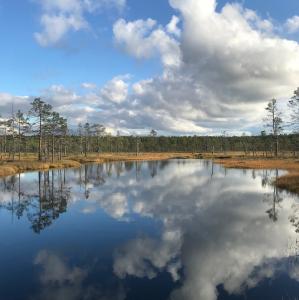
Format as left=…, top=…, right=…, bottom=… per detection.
left=1, top=152, right=299, bottom=196
left=213, top=157, right=299, bottom=195
left=0, top=152, right=197, bottom=178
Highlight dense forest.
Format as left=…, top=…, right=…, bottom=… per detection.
left=0, top=87, right=299, bottom=161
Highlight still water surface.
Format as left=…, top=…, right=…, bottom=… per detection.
left=0, top=159, right=299, bottom=300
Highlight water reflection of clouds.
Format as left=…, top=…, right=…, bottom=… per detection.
left=89, top=161, right=299, bottom=300
left=98, top=192, right=129, bottom=219
left=1, top=160, right=299, bottom=300
left=113, top=229, right=182, bottom=281
left=33, top=250, right=127, bottom=300
left=33, top=250, right=88, bottom=300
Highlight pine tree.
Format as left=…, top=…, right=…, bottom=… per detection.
left=29, top=98, right=52, bottom=161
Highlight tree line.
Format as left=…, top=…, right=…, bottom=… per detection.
left=0, top=88, right=299, bottom=161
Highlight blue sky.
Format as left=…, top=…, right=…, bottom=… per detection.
left=0, top=0, right=299, bottom=135
left=0, top=0, right=174, bottom=95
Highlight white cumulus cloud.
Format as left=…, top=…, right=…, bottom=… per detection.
left=111, top=0, right=299, bottom=134
left=113, top=18, right=181, bottom=68
left=34, top=0, right=127, bottom=47
left=4, top=0, right=299, bottom=135
left=285, top=15, right=299, bottom=33
left=100, top=75, right=129, bottom=104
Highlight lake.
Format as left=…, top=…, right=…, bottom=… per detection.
left=0, top=159, right=299, bottom=300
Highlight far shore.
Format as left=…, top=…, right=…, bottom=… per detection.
left=1, top=152, right=299, bottom=196
left=0, top=152, right=197, bottom=178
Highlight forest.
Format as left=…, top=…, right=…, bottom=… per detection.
left=0, top=87, right=299, bottom=161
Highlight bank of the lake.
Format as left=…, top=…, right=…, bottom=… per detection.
left=1, top=152, right=299, bottom=196
left=0, top=152, right=196, bottom=177
left=214, top=157, right=299, bottom=195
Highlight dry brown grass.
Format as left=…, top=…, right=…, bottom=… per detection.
left=214, top=157, right=299, bottom=196
left=2, top=152, right=299, bottom=196
left=276, top=173, right=299, bottom=195
left=198, top=151, right=299, bottom=160
left=67, top=152, right=196, bottom=164
left=214, top=158, right=299, bottom=171
left=0, top=152, right=196, bottom=177
left=0, top=160, right=81, bottom=177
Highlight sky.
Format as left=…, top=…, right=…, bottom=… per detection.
left=0, top=0, right=299, bottom=135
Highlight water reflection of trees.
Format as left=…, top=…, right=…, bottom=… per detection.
left=0, top=161, right=169, bottom=233
left=147, top=161, right=158, bottom=178
left=0, top=170, right=71, bottom=233
left=263, top=170, right=283, bottom=222
left=30, top=171, right=71, bottom=233
left=0, top=174, right=28, bottom=221
left=262, top=169, right=283, bottom=222
left=261, top=168, right=299, bottom=240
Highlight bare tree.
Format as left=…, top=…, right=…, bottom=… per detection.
left=15, top=110, right=30, bottom=160
left=289, top=87, right=299, bottom=132
left=0, top=116, right=8, bottom=159
left=264, top=99, right=283, bottom=157
left=135, top=135, right=140, bottom=156
left=91, top=124, right=106, bottom=154
left=84, top=123, right=91, bottom=158
left=2, top=106, right=17, bottom=160
left=10, top=105, right=16, bottom=160
left=150, top=129, right=157, bottom=137
left=46, top=112, right=66, bottom=162
left=78, top=123, right=84, bottom=155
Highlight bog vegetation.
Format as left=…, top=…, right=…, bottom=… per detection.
left=0, top=88, right=299, bottom=162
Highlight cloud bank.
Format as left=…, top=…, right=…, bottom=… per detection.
left=2, top=0, right=299, bottom=135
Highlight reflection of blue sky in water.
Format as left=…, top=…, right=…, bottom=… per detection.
left=0, top=160, right=299, bottom=299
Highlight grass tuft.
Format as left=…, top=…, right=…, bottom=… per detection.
left=276, top=173, right=299, bottom=195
